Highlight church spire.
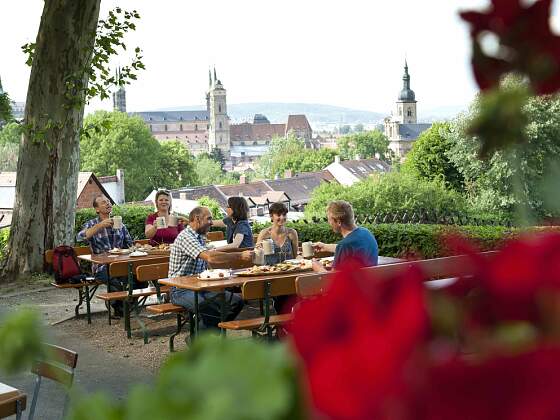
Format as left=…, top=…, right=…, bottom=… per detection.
left=213, top=67, right=217, bottom=83
left=402, top=60, right=410, bottom=91
left=0, top=75, right=3, bottom=93
left=209, top=68, right=213, bottom=87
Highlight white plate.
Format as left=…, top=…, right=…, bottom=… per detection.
left=198, top=269, right=230, bottom=280
left=129, top=251, right=148, bottom=257
left=284, top=258, right=304, bottom=264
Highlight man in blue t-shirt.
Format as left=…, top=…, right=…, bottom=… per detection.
left=312, top=200, right=378, bottom=272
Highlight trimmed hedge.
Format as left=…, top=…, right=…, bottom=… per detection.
left=254, top=222, right=518, bottom=259
left=0, top=228, right=9, bottom=260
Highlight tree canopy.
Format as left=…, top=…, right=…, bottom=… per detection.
left=257, top=135, right=337, bottom=178
left=402, top=122, right=464, bottom=191
left=80, top=111, right=198, bottom=201
left=337, top=130, right=390, bottom=161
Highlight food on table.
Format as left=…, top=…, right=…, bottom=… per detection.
left=238, top=260, right=312, bottom=276
left=198, top=269, right=231, bottom=279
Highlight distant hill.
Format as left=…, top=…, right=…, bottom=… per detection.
left=157, top=102, right=385, bottom=126
left=155, top=102, right=468, bottom=128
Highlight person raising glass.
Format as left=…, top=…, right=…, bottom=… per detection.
left=145, top=190, right=186, bottom=245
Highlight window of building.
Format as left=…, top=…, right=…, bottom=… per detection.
left=164, top=124, right=168, bottom=131
left=407, top=109, right=412, bottom=117
left=195, top=124, right=198, bottom=131
left=180, top=124, right=183, bottom=131
left=253, top=141, right=258, bottom=145
left=219, top=121, right=223, bottom=129
left=399, top=108, right=402, bottom=116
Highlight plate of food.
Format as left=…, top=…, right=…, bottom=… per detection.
left=129, top=251, right=149, bottom=257
left=237, top=261, right=312, bottom=277
left=109, top=248, right=132, bottom=255
left=320, top=257, right=334, bottom=269
left=198, top=269, right=231, bottom=280
left=138, top=243, right=171, bottom=254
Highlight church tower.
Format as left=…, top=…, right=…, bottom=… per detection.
left=208, top=68, right=230, bottom=158
left=112, top=68, right=127, bottom=113
left=395, top=61, right=417, bottom=124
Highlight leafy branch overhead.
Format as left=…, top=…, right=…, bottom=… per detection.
left=21, top=7, right=145, bottom=108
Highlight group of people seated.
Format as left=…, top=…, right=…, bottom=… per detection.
left=76, top=190, right=378, bottom=327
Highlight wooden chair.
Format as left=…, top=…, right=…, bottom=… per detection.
left=207, top=231, right=225, bottom=242
left=45, top=246, right=103, bottom=324
left=0, top=387, right=26, bottom=420
left=96, top=257, right=170, bottom=329
left=28, top=343, right=78, bottom=420
left=218, top=277, right=297, bottom=339
left=139, top=263, right=194, bottom=351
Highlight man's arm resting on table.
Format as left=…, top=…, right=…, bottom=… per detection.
left=199, top=249, right=252, bottom=264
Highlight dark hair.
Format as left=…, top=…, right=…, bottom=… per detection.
left=228, top=196, right=249, bottom=221
left=155, top=190, right=172, bottom=211
left=268, top=202, right=288, bottom=217
left=92, top=195, right=105, bottom=208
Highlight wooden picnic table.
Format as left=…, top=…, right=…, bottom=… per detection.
left=0, top=382, right=26, bottom=419
left=159, top=255, right=402, bottom=336
left=78, top=252, right=171, bottom=338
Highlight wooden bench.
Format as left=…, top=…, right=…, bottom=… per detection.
left=95, top=257, right=169, bottom=328
left=207, top=231, right=225, bottom=242
left=294, top=252, right=499, bottom=298
left=139, top=263, right=195, bottom=351
left=45, top=246, right=103, bottom=324
left=218, top=276, right=297, bottom=339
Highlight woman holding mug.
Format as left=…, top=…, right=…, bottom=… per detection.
left=212, top=196, right=254, bottom=249
left=145, top=190, right=185, bottom=245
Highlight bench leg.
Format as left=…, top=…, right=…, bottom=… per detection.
left=85, top=285, right=91, bottom=324
left=170, top=312, right=189, bottom=352
left=124, top=299, right=131, bottom=338
left=220, top=292, right=226, bottom=338
left=75, top=289, right=84, bottom=318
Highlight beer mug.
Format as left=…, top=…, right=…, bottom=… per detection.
left=167, top=214, right=178, bottom=227
left=155, top=216, right=167, bottom=229
left=262, top=238, right=274, bottom=256
left=112, top=215, right=123, bottom=230
left=253, top=248, right=265, bottom=265
left=302, top=241, right=314, bottom=258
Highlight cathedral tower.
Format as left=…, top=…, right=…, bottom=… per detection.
left=395, top=61, right=417, bottom=124
left=208, top=68, right=230, bottom=157
left=112, top=68, right=127, bottom=113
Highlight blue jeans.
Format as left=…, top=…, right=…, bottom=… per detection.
left=170, top=288, right=244, bottom=329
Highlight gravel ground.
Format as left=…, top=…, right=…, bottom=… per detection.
left=0, top=282, right=261, bottom=372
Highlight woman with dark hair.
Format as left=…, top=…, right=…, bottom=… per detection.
left=256, top=202, right=298, bottom=265
left=212, top=196, right=254, bottom=249
left=145, top=190, right=186, bottom=245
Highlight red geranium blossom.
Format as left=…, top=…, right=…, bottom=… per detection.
left=460, top=0, right=560, bottom=94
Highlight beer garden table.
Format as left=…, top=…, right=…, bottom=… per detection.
left=0, top=382, right=26, bottom=419
left=159, top=256, right=402, bottom=337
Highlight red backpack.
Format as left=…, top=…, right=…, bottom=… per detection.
left=52, top=246, right=84, bottom=284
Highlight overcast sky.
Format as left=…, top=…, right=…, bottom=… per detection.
left=2, top=0, right=559, bottom=115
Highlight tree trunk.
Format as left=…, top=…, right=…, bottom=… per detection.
left=1, top=0, right=101, bottom=282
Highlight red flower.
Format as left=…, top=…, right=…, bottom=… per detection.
left=289, top=259, right=428, bottom=419
left=460, top=0, right=560, bottom=94
left=420, top=347, right=560, bottom=420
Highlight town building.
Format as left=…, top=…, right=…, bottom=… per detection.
left=126, top=69, right=313, bottom=168
left=324, top=156, right=391, bottom=186
left=383, top=62, right=431, bottom=160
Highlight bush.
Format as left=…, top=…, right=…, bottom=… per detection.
left=305, top=172, right=473, bottom=221
left=75, top=204, right=153, bottom=242
left=0, top=228, right=9, bottom=260
left=279, top=221, right=517, bottom=259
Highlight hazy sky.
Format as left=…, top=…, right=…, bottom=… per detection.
left=2, top=0, right=559, bottom=115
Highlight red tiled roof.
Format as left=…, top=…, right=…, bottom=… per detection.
left=230, top=122, right=286, bottom=141
left=286, top=114, right=312, bottom=132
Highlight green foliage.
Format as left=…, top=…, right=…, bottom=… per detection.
left=81, top=111, right=166, bottom=201
left=338, top=125, right=351, bottom=134
left=0, top=92, right=13, bottom=124
left=194, top=156, right=226, bottom=186
left=402, top=122, right=464, bottom=191
left=305, top=172, right=471, bottom=220
left=337, top=130, right=390, bottom=160
left=280, top=221, right=515, bottom=259
left=0, top=122, right=22, bottom=144
left=197, top=196, right=223, bottom=220
left=209, top=147, right=226, bottom=170
left=0, top=309, right=44, bottom=375
left=0, top=143, right=18, bottom=171
left=75, top=204, right=153, bottom=241
left=67, top=334, right=302, bottom=420
left=257, top=135, right=337, bottom=178
left=447, top=88, right=560, bottom=222
left=0, top=228, right=9, bottom=261
left=152, top=141, right=198, bottom=190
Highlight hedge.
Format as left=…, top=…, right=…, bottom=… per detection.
left=255, top=222, right=518, bottom=259
left=0, top=228, right=9, bottom=260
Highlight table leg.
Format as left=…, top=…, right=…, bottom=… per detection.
left=220, top=292, right=226, bottom=337
left=193, top=291, right=199, bottom=338
left=85, top=285, right=91, bottom=324
left=124, top=262, right=133, bottom=339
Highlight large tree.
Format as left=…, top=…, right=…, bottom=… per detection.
left=80, top=111, right=161, bottom=201
left=402, top=122, right=464, bottom=191
left=2, top=1, right=102, bottom=280
left=1, top=2, right=142, bottom=281
left=152, top=140, right=198, bottom=190
left=337, top=130, right=390, bottom=161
